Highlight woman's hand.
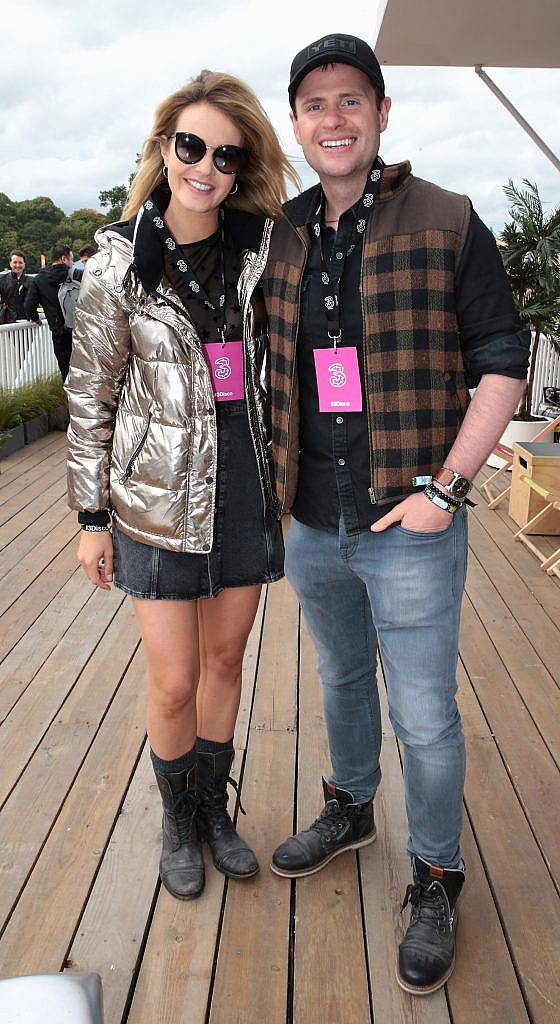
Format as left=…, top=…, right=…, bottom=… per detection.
left=77, top=530, right=114, bottom=591
left=370, top=492, right=453, bottom=534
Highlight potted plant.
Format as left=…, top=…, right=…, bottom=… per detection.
left=0, top=391, right=24, bottom=461
left=18, top=384, right=50, bottom=444
left=43, top=375, right=69, bottom=431
left=490, top=179, right=560, bottom=465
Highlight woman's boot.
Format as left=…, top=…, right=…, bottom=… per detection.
left=154, top=765, right=205, bottom=899
left=196, top=749, right=259, bottom=879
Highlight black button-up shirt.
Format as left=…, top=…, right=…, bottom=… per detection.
left=292, top=203, right=527, bottom=535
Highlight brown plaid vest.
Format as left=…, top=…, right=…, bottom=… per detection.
left=262, top=162, right=472, bottom=514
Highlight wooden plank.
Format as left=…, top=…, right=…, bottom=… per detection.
left=207, top=579, right=299, bottom=1024
left=0, top=567, right=92, bottom=723
left=0, top=646, right=148, bottom=976
left=460, top=595, right=560, bottom=886
left=0, top=584, right=125, bottom=806
left=0, top=494, right=70, bottom=579
left=458, top=659, right=560, bottom=1023
left=464, top=549, right=560, bottom=767
left=0, top=538, right=81, bottom=664
left=0, top=598, right=140, bottom=930
left=446, top=813, right=530, bottom=1024
left=0, top=510, right=78, bottom=616
left=466, top=513, right=560, bottom=688
left=127, top=590, right=268, bottom=1024
left=293, top=618, right=371, bottom=1024
left=0, top=432, right=64, bottom=485
left=0, top=445, right=67, bottom=504
left=0, top=464, right=66, bottom=531
left=471, top=478, right=560, bottom=629
left=360, top=665, right=451, bottom=1024
left=64, top=744, right=161, bottom=1023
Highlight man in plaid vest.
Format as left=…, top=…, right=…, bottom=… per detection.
left=262, top=33, right=530, bottom=994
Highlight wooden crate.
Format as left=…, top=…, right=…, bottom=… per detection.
left=509, top=442, right=560, bottom=533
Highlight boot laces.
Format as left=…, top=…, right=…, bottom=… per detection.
left=401, top=881, right=449, bottom=934
left=200, top=775, right=246, bottom=832
left=309, top=799, right=353, bottom=842
left=170, top=790, right=198, bottom=845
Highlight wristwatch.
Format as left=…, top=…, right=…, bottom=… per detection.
left=433, top=467, right=473, bottom=501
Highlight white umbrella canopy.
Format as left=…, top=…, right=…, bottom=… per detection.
left=374, top=0, right=560, bottom=67
left=374, top=0, right=560, bottom=169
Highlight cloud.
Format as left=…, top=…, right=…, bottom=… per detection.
left=1, top=0, right=558, bottom=232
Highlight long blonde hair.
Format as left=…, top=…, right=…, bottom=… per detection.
left=123, top=70, right=300, bottom=220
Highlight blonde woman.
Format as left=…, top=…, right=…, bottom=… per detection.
left=65, top=71, right=299, bottom=900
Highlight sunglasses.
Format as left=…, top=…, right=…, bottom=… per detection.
left=170, top=132, right=248, bottom=175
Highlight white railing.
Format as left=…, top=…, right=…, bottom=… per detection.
left=531, top=333, right=560, bottom=413
left=0, top=318, right=59, bottom=389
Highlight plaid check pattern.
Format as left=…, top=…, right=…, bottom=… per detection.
left=262, top=164, right=471, bottom=512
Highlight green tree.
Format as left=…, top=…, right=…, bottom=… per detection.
left=99, top=184, right=128, bottom=221
left=501, top=179, right=560, bottom=419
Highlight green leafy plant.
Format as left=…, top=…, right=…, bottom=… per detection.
left=500, top=179, right=560, bottom=420
left=0, top=375, right=67, bottom=431
left=0, top=391, right=24, bottom=430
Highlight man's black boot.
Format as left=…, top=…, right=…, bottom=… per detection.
left=196, top=749, right=259, bottom=879
left=270, top=777, right=376, bottom=878
left=397, top=855, right=466, bottom=994
left=155, top=765, right=205, bottom=900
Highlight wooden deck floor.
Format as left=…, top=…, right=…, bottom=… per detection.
left=1, top=431, right=559, bottom=1024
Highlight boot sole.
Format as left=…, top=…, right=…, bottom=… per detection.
left=213, top=862, right=260, bottom=881
left=269, top=828, right=377, bottom=878
left=396, top=951, right=455, bottom=996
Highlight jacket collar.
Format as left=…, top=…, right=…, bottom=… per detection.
left=114, top=184, right=267, bottom=295
left=282, top=160, right=413, bottom=228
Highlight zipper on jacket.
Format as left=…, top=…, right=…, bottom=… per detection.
left=119, top=412, right=152, bottom=483
left=238, top=219, right=279, bottom=511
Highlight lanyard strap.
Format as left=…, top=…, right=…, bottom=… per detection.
left=143, top=196, right=228, bottom=342
left=313, top=157, right=384, bottom=339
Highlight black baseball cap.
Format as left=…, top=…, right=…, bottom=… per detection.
left=289, top=33, right=385, bottom=111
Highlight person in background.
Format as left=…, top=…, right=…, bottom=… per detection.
left=72, top=245, right=97, bottom=272
left=25, top=244, right=74, bottom=379
left=0, top=250, right=30, bottom=323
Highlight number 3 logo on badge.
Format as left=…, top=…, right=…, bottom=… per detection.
left=328, top=362, right=347, bottom=388
left=214, top=356, right=232, bottom=381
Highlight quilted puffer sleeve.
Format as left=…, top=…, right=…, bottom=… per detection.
left=64, top=241, right=131, bottom=513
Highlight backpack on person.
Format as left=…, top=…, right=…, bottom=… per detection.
left=58, top=267, right=83, bottom=329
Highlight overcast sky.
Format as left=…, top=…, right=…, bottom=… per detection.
left=1, top=0, right=558, bottom=232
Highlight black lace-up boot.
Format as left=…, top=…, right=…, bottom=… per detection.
left=397, top=855, right=466, bottom=994
left=196, top=749, right=259, bottom=879
left=270, top=777, right=376, bottom=878
left=155, top=765, right=205, bottom=900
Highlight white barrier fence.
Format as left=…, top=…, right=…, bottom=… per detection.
left=0, top=318, right=59, bottom=389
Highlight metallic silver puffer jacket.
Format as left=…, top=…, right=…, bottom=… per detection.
left=65, top=207, right=276, bottom=553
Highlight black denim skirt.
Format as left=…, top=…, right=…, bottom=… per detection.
left=112, top=401, right=284, bottom=600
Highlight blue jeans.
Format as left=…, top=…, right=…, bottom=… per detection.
left=285, top=508, right=468, bottom=868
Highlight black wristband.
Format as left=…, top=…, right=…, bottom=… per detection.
left=77, top=509, right=111, bottom=526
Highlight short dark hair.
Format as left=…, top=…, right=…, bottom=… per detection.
left=10, top=249, right=25, bottom=261
left=78, top=245, right=96, bottom=259
left=51, top=244, right=72, bottom=262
